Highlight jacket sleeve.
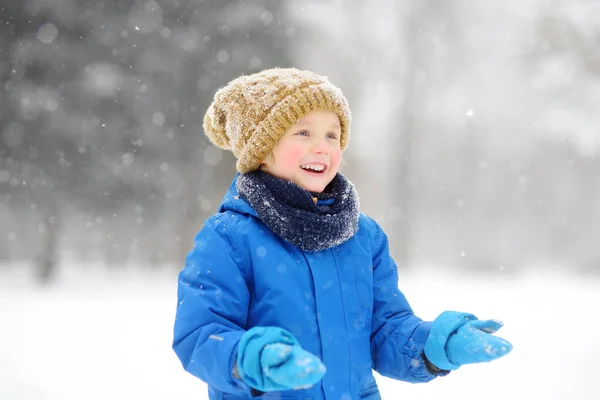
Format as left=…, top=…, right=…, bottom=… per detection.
left=366, top=217, right=438, bottom=383
left=172, top=214, right=254, bottom=395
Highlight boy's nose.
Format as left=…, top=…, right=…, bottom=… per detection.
left=311, top=138, right=329, bottom=154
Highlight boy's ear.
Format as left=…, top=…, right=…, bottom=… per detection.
left=260, top=151, right=275, bottom=169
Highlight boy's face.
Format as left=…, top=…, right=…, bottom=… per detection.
left=261, top=110, right=342, bottom=193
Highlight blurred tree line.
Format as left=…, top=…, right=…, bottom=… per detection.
left=0, top=0, right=296, bottom=281
left=297, top=1, right=600, bottom=274
left=1, top=0, right=599, bottom=282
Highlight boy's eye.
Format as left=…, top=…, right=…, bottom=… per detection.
left=326, top=132, right=339, bottom=140
left=296, top=130, right=309, bottom=136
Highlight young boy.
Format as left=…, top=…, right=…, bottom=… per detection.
left=173, top=67, right=512, bottom=400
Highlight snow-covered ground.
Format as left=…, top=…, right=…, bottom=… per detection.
left=1, top=264, right=598, bottom=399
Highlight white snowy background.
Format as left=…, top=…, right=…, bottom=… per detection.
left=2, top=264, right=598, bottom=399
left=2, top=1, right=600, bottom=399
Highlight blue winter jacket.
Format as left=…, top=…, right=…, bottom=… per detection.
left=173, top=176, right=437, bottom=399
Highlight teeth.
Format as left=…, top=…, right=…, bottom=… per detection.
left=301, top=164, right=325, bottom=172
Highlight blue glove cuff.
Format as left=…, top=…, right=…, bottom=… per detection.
left=424, top=311, right=477, bottom=371
left=237, top=327, right=299, bottom=391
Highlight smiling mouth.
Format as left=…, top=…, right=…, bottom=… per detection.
left=300, top=164, right=327, bottom=175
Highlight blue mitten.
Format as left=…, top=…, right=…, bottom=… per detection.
left=236, top=327, right=326, bottom=392
left=424, top=311, right=513, bottom=371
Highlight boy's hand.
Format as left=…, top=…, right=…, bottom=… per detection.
left=446, top=318, right=512, bottom=366
left=424, top=311, right=513, bottom=371
left=261, top=342, right=326, bottom=390
left=236, top=326, right=326, bottom=392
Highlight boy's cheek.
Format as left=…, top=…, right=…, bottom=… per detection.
left=330, top=150, right=342, bottom=167
left=280, top=148, right=306, bottom=168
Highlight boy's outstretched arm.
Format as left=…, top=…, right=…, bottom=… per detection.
left=172, top=215, right=253, bottom=396
left=366, top=216, right=440, bottom=383
left=365, top=217, right=513, bottom=381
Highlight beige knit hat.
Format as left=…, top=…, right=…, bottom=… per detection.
left=203, top=67, right=351, bottom=173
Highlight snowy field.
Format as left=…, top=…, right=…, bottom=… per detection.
left=1, top=264, right=598, bottom=400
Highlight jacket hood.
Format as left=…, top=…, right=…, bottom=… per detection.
left=217, top=173, right=257, bottom=217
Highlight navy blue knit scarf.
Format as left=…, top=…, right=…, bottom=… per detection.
left=236, top=171, right=360, bottom=252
